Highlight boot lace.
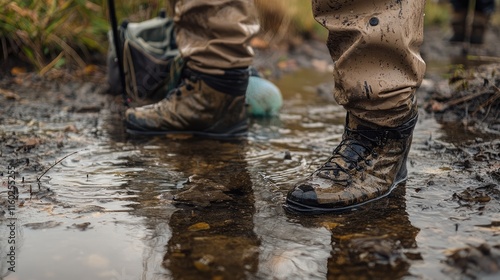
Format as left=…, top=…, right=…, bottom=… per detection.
left=316, top=132, right=378, bottom=187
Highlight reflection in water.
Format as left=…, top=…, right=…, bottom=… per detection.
left=325, top=187, right=419, bottom=279
left=166, top=202, right=259, bottom=279
left=158, top=140, right=260, bottom=279
left=116, top=130, right=333, bottom=279
left=266, top=186, right=420, bottom=280
left=254, top=211, right=331, bottom=279
left=108, top=133, right=263, bottom=279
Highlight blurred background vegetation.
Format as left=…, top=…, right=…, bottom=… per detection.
left=0, top=0, right=497, bottom=72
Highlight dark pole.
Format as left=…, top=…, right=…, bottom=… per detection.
left=107, top=0, right=129, bottom=107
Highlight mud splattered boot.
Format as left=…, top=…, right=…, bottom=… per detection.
left=285, top=112, right=418, bottom=214
left=124, top=67, right=249, bottom=139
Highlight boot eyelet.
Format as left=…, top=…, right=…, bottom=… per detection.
left=369, top=17, right=379, bottom=26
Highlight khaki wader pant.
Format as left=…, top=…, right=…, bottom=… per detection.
left=171, top=0, right=426, bottom=127
left=313, top=0, right=426, bottom=127
left=171, top=0, right=259, bottom=75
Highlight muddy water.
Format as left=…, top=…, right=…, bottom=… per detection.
left=1, top=69, right=499, bottom=280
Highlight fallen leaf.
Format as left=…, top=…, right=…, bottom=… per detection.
left=83, top=64, right=99, bottom=75
left=11, top=67, right=27, bottom=76
left=188, top=222, right=210, bottom=231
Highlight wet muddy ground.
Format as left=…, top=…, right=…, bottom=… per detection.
left=1, top=26, right=499, bottom=279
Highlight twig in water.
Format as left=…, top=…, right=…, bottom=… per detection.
left=444, top=90, right=489, bottom=108
left=474, top=94, right=499, bottom=117
left=37, top=151, right=78, bottom=182
left=466, top=55, right=500, bottom=63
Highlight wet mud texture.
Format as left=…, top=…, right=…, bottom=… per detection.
left=420, top=25, right=500, bottom=136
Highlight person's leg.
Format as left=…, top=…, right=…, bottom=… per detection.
left=475, top=0, right=496, bottom=14
left=125, top=0, right=259, bottom=138
left=471, top=0, right=496, bottom=44
left=285, top=0, right=426, bottom=213
left=450, top=0, right=468, bottom=11
left=174, top=0, right=258, bottom=75
left=449, top=0, right=468, bottom=42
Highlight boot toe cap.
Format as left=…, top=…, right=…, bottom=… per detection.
left=287, top=184, right=319, bottom=204
left=124, top=109, right=162, bottom=132
left=285, top=184, right=327, bottom=214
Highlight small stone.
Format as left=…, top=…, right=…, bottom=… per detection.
left=284, top=151, right=292, bottom=160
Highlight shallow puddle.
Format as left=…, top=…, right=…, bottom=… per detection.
left=1, top=68, right=499, bottom=279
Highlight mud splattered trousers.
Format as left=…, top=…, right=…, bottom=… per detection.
left=171, top=0, right=426, bottom=127
left=169, top=0, right=259, bottom=75
left=312, top=0, right=426, bottom=127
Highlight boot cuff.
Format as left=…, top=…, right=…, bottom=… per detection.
left=184, top=67, right=249, bottom=96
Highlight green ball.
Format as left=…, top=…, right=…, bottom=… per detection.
left=246, top=76, right=283, bottom=117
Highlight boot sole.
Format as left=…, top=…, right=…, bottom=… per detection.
left=283, top=175, right=408, bottom=215
left=125, top=121, right=248, bottom=140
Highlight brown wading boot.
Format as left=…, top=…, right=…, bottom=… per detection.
left=285, top=112, right=418, bottom=214
left=124, top=67, right=249, bottom=139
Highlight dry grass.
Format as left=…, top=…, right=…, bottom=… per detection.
left=0, top=0, right=109, bottom=71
